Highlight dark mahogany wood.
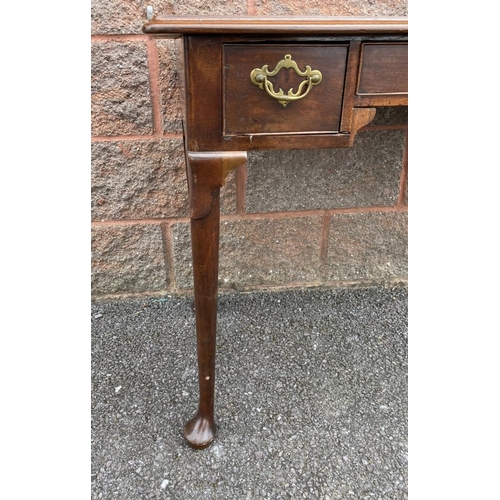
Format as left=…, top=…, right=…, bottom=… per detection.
left=354, top=42, right=408, bottom=107
left=142, top=15, right=408, bottom=449
left=184, top=152, right=246, bottom=449
left=357, top=43, right=408, bottom=95
left=223, top=44, right=348, bottom=135
left=143, top=16, right=408, bottom=36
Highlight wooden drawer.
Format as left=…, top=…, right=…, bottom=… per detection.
left=223, top=44, right=348, bottom=136
left=357, top=42, right=408, bottom=96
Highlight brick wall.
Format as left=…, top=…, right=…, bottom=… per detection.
left=91, top=0, right=408, bottom=299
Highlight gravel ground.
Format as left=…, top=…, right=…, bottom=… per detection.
left=91, top=286, right=408, bottom=500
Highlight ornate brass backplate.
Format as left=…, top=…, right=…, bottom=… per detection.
left=250, top=54, right=323, bottom=107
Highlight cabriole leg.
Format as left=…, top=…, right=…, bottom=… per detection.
left=183, top=151, right=246, bottom=449
left=183, top=190, right=220, bottom=449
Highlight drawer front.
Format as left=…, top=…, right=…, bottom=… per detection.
left=357, top=43, right=408, bottom=95
left=223, top=44, right=348, bottom=135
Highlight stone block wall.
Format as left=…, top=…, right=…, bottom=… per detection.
left=91, top=0, right=408, bottom=299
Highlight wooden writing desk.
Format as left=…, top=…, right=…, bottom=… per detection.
left=143, top=14, right=408, bottom=449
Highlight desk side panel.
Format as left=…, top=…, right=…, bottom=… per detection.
left=184, top=36, right=223, bottom=151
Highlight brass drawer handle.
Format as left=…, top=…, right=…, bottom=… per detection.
left=250, top=54, right=322, bottom=108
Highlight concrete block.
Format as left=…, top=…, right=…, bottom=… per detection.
left=91, top=223, right=167, bottom=296
left=326, top=211, right=407, bottom=281
left=91, top=41, right=152, bottom=136
left=246, top=130, right=406, bottom=213
left=171, top=217, right=323, bottom=289
left=91, top=138, right=189, bottom=220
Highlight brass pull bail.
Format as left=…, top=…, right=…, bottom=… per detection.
left=250, top=54, right=323, bottom=107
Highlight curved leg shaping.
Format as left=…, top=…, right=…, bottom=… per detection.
left=183, top=411, right=215, bottom=449
left=184, top=198, right=219, bottom=449
left=183, top=151, right=247, bottom=449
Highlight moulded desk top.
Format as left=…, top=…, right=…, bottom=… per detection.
left=143, top=15, right=408, bottom=36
